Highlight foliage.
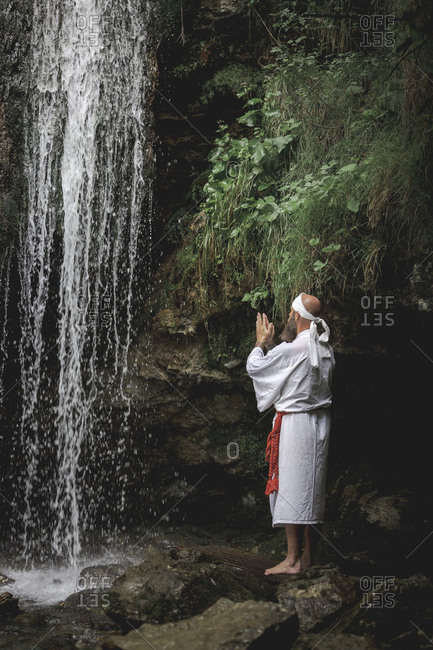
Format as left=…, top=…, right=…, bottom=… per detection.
left=173, top=1, right=433, bottom=321
left=242, top=285, right=270, bottom=309
left=200, top=64, right=265, bottom=105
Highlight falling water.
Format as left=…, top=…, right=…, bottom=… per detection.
left=18, top=0, right=153, bottom=567
left=0, top=255, right=11, bottom=403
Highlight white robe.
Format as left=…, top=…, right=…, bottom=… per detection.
left=246, top=329, right=335, bottom=526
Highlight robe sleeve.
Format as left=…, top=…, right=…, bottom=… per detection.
left=246, top=343, right=291, bottom=412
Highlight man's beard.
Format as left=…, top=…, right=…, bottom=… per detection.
left=280, top=313, right=297, bottom=343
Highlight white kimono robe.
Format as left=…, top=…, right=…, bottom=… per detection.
left=246, top=329, right=335, bottom=526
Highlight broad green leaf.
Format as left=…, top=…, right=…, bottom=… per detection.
left=252, top=143, right=266, bottom=164
left=246, top=97, right=263, bottom=106
left=313, top=260, right=327, bottom=271
left=280, top=121, right=302, bottom=133
left=272, top=135, right=292, bottom=153
left=339, top=163, right=357, bottom=173
left=238, top=110, right=258, bottom=127
left=309, top=237, right=320, bottom=246
left=346, top=84, right=363, bottom=94
left=208, top=147, right=223, bottom=161
left=322, top=243, right=341, bottom=253
left=346, top=193, right=360, bottom=213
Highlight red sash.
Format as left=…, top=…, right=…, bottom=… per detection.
left=265, top=410, right=292, bottom=495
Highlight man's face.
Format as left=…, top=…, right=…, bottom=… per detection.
left=280, top=310, right=297, bottom=343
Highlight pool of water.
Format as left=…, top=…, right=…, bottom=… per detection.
left=0, top=547, right=140, bottom=608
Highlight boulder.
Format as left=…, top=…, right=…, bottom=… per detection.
left=99, top=596, right=298, bottom=650
left=0, top=573, right=15, bottom=586
left=59, top=588, right=111, bottom=612
left=104, top=547, right=277, bottom=630
left=362, top=495, right=408, bottom=530
left=0, top=591, right=20, bottom=620
left=341, top=573, right=433, bottom=647
left=318, top=471, right=422, bottom=570
left=78, top=562, right=133, bottom=591
left=293, top=632, right=378, bottom=649
left=276, top=564, right=359, bottom=633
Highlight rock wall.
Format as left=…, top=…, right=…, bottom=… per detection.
left=0, top=0, right=32, bottom=256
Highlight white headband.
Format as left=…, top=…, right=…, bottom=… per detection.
left=291, top=293, right=331, bottom=368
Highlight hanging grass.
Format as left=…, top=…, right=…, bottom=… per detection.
left=168, top=3, right=433, bottom=321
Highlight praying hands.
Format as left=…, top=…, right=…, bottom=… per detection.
left=255, top=312, right=275, bottom=349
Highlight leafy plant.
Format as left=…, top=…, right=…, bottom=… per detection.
left=242, top=285, right=270, bottom=309
left=171, top=1, right=433, bottom=321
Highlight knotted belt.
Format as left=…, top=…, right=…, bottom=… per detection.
left=265, top=410, right=292, bottom=495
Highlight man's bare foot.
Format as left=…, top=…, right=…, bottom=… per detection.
left=264, top=557, right=302, bottom=576
left=301, top=554, right=311, bottom=570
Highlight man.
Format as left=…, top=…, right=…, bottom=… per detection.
left=246, top=293, right=335, bottom=575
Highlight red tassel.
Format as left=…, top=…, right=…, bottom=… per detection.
left=265, top=477, right=278, bottom=495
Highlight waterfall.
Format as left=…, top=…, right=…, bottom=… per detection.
left=18, top=0, right=153, bottom=567
left=0, top=255, right=11, bottom=403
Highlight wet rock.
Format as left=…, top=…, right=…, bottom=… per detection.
left=341, top=573, right=433, bottom=647
left=59, top=587, right=111, bottom=612
left=0, top=573, right=14, bottom=586
left=318, top=472, right=421, bottom=570
left=167, top=432, right=211, bottom=466
left=56, top=589, right=119, bottom=631
left=0, top=591, right=20, bottom=620
left=282, top=572, right=433, bottom=647
left=276, top=564, right=359, bottom=633
left=104, top=547, right=277, bottom=630
left=99, top=596, right=298, bottom=650
left=126, top=329, right=245, bottom=434
left=9, top=609, right=49, bottom=628
left=52, top=587, right=120, bottom=634
left=78, top=562, right=133, bottom=590
left=293, top=632, right=378, bottom=649
left=223, top=358, right=243, bottom=370
left=154, top=308, right=196, bottom=336
left=362, top=495, right=409, bottom=530
left=54, top=574, right=123, bottom=633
